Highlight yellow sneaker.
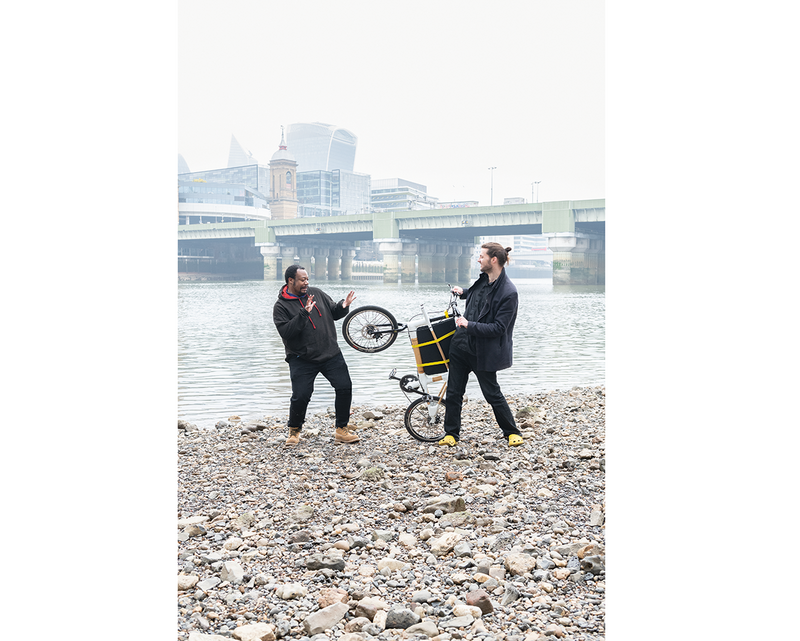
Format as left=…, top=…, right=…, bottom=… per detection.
left=438, top=435, right=457, bottom=447
left=508, top=434, right=523, bottom=447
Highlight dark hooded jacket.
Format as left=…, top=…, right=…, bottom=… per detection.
left=455, top=267, right=518, bottom=372
left=273, top=285, right=349, bottom=363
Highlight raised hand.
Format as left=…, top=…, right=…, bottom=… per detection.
left=304, top=294, right=316, bottom=313
left=343, top=290, right=357, bottom=308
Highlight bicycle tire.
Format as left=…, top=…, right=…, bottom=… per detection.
left=342, top=305, right=399, bottom=353
left=404, top=396, right=446, bottom=443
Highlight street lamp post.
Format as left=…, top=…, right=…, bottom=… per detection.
left=534, top=180, right=542, bottom=203
left=488, top=167, right=496, bottom=206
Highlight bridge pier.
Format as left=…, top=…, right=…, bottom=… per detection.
left=431, top=244, right=447, bottom=283
left=458, top=243, right=474, bottom=284
left=260, top=245, right=281, bottom=280
left=313, top=247, right=329, bottom=281
left=377, top=241, right=402, bottom=283
left=417, top=243, right=436, bottom=283
left=280, top=245, right=298, bottom=277
left=341, top=249, right=356, bottom=280
left=298, top=247, right=314, bottom=275
left=545, top=233, right=604, bottom=285
left=328, top=248, right=342, bottom=280
left=445, top=245, right=461, bottom=284
left=401, top=243, right=418, bottom=284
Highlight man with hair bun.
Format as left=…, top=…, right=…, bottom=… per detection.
left=439, top=242, right=523, bottom=447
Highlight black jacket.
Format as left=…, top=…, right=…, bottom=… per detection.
left=456, top=268, right=518, bottom=372
left=273, top=285, right=349, bottom=363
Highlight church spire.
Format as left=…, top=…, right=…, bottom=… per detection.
left=279, top=125, right=287, bottom=150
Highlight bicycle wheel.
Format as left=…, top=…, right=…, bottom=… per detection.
left=342, top=305, right=399, bottom=353
left=404, top=396, right=446, bottom=443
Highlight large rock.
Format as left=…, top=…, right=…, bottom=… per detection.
left=354, top=596, right=389, bottom=620
left=223, top=537, right=244, bottom=550
left=466, top=589, right=494, bottom=614
left=220, top=561, right=244, bottom=584
left=439, top=511, right=476, bottom=528
left=504, top=552, right=538, bottom=576
left=189, top=634, right=231, bottom=641
left=318, top=587, right=349, bottom=608
left=422, top=494, right=466, bottom=514
left=275, top=583, right=307, bottom=600
left=306, top=553, right=345, bottom=571
left=178, top=574, right=199, bottom=591
left=377, top=558, right=409, bottom=573
left=303, top=602, right=349, bottom=635
left=231, top=622, right=276, bottom=641
left=441, top=615, right=475, bottom=628
left=196, top=577, right=221, bottom=592
left=429, top=532, right=463, bottom=556
left=291, top=505, right=315, bottom=523
left=344, top=617, right=371, bottom=632
left=405, top=620, right=440, bottom=637
left=581, top=555, right=605, bottom=574
left=384, top=608, right=421, bottom=629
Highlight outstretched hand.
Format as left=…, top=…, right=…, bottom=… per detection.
left=343, top=290, right=356, bottom=308
left=304, top=294, right=316, bottom=313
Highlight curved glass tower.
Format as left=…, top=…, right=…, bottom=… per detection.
left=286, top=122, right=357, bottom=173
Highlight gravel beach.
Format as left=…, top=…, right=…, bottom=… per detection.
left=177, top=386, right=605, bottom=641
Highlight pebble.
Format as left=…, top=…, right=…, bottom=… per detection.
left=177, top=386, right=606, bottom=640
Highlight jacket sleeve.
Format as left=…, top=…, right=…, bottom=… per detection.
left=464, top=289, right=518, bottom=339
left=273, top=301, right=309, bottom=340
left=319, top=290, right=348, bottom=321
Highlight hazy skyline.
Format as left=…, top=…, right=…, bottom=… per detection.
left=178, top=0, right=604, bottom=205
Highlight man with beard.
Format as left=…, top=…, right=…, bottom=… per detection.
left=273, top=264, right=359, bottom=446
left=438, top=242, right=523, bottom=447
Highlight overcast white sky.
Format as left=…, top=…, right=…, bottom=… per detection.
left=178, top=0, right=604, bottom=205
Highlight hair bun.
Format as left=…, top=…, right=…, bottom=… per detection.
left=505, top=247, right=512, bottom=253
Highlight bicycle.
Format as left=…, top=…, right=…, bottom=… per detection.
left=341, top=286, right=461, bottom=443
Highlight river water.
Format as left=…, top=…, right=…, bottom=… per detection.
left=178, top=279, right=604, bottom=428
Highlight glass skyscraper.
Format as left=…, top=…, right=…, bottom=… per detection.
left=296, top=169, right=371, bottom=217
left=286, top=123, right=357, bottom=173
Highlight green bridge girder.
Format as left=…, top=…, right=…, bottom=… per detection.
left=177, top=198, right=605, bottom=244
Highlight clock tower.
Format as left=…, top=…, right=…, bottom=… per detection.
left=269, top=126, right=298, bottom=220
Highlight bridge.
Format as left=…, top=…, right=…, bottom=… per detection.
left=178, top=198, right=604, bottom=285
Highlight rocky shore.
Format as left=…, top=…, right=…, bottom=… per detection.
left=178, top=386, right=605, bottom=641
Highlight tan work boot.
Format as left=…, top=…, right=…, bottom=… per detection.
left=285, top=427, right=301, bottom=446
left=334, top=424, right=360, bottom=444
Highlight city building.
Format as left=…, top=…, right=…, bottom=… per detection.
left=503, top=197, right=526, bottom=205
left=371, top=178, right=438, bottom=212
left=286, top=122, right=357, bottom=172
left=178, top=180, right=270, bottom=224
left=179, top=164, right=270, bottom=196
left=228, top=134, right=258, bottom=167
left=178, top=153, right=190, bottom=174
left=297, top=169, right=371, bottom=217
left=268, top=128, right=298, bottom=220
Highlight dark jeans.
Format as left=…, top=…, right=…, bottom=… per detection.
left=443, top=345, right=520, bottom=440
left=287, top=352, right=352, bottom=429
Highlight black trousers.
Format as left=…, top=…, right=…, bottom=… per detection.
left=443, top=345, right=520, bottom=440
left=287, top=352, right=352, bottom=429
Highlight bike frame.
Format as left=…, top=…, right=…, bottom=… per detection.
left=389, top=289, right=461, bottom=422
